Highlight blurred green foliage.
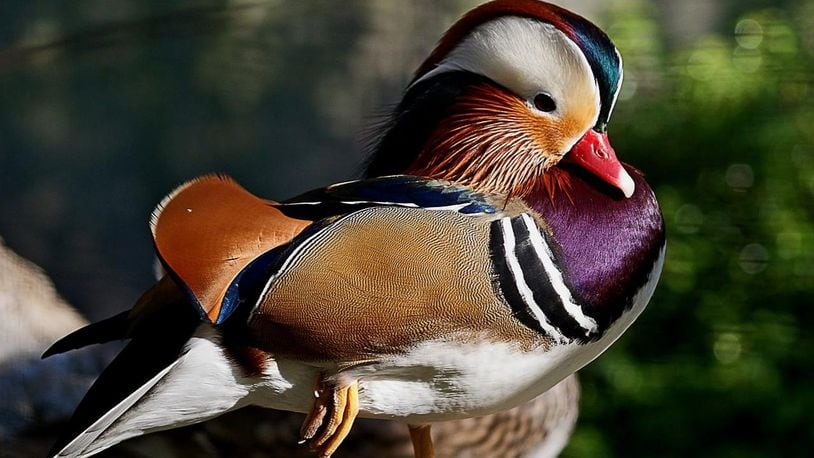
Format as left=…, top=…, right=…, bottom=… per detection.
left=0, top=0, right=812, bottom=457
left=567, top=1, right=814, bottom=457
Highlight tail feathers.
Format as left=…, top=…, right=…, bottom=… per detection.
left=42, top=276, right=188, bottom=359
left=49, top=302, right=200, bottom=458
left=42, top=311, right=129, bottom=358
left=52, top=352, right=182, bottom=458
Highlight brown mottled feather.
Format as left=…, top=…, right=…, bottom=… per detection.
left=431, top=374, right=579, bottom=458
left=151, top=176, right=310, bottom=321
left=251, top=206, right=547, bottom=363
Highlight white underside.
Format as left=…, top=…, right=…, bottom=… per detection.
left=252, top=246, right=666, bottom=422
left=60, top=247, right=664, bottom=457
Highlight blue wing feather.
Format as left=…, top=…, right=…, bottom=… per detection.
left=280, top=175, right=496, bottom=219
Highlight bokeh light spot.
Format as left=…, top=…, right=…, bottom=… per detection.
left=739, top=243, right=769, bottom=274
left=714, top=332, right=743, bottom=364
left=735, top=19, right=763, bottom=49
left=725, top=163, right=754, bottom=191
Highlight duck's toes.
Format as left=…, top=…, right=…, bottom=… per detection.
left=299, top=381, right=329, bottom=442
left=299, top=376, right=360, bottom=458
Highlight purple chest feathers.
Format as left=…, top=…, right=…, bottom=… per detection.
left=526, top=165, right=665, bottom=329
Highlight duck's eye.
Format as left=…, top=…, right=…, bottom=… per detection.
left=533, top=93, right=557, bottom=113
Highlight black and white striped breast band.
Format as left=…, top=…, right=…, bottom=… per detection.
left=490, top=214, right=599, bottom=343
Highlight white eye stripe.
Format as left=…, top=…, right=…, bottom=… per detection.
left=411, top=16, right=604, bottom=156
left=416, top=18, right=599, bottom=109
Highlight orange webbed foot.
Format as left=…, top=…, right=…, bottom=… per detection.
left=299, top=376, right=360, bottom=458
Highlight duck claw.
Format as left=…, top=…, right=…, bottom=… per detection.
left=299, top=375, right=359, bottom=457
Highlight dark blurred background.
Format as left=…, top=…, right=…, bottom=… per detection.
left=1, top=0, right=812, bottom=456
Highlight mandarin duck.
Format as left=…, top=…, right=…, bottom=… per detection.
left=44, top=1, right=665, bottom=457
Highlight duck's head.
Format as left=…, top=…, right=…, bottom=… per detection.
left=367, top=0, right=634, bottom=199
